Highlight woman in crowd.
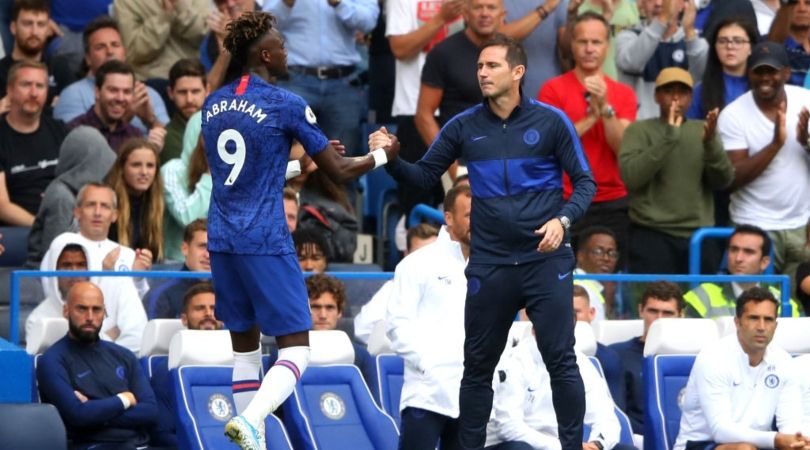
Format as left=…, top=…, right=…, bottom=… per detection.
left=107, top=137, right=165, bottom=262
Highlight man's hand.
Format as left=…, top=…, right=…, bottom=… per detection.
left=119, top=391, right=138, bottom=407
left=47, top=19, right=64, bottom=39
left=106, top=326, right=121, bottom=341
left=131, top=82, right=158, bottom=127
left=207, top=10, right=229, bottom=44
left=668, top=100, right=683, bottom=128
left=567, top=0, right=585, bottom=17
left=438, top=0, right=464, bottom=24
left=775, top=432, right=810, bottom=450
left=368, top=128, right=392, bottom=151
left=74, top=390, right=88, bottom=403
left=133, top=249, right=153, bottom=272
left=148, top=126, right=167, bottom=151
left=162, top=0, right=178, bottom=13
left=583, top=75, right=607, bottom=112
left=534, top=218, right=564, bottom=253
left=380, top=127, right=401, bottom=162
left=703, top=107, right=719, bottom=142
left=774, top=103, right=787, bottom=148
left=542, top=0, right=562, bottom=14
left=658, top=0, right=679, bottom=25
left=797, top=106, right=810, bottom=147
left=682, top=0, right=697, bottom=37
left=103, top=247, right=121, bottom=271
left=329, top=139, right=346, bottom=155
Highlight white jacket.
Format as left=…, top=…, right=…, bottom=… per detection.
left=386, top=227, right=467, bottom=418
left=354, top=279, right=393, bottom=345
left=30, top=232, right=148, bottom=352
left=674, top=334, right=804, bottom=450
left=486, top=341, right=620, bottom=450
left=796, top=354, right=810, bottom=433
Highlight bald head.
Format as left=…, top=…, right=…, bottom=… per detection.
left=64, top=281, right=105, bottom=343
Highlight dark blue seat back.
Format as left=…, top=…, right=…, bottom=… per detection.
left=0, top=403, right=67, bottom=449
left=373, top=354, right=403, bottom=429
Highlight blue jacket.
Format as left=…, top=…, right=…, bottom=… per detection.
left=387, top=94, right=596, bottom=265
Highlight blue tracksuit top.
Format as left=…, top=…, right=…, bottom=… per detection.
left=387, top=94, right=596, bottom=265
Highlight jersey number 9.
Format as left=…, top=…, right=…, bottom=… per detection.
left=217, top=129, right=246, bottom=185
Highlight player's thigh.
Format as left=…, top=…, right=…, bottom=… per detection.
left=210, top=251, right=256, bottom=333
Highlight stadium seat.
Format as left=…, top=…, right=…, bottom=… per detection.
left=643, top=319, right=718, bottom=450
left=0, top=227, right=30, bottom=267
left=173, top=365, right=293, bottom=450
left=591, top=319, right=643, bottom=346
left=574, top=321, right=597, bottom=357
left=772, top=317, right=810, bottom=354
left=0, top=403, right=66, bottom=449
left=140, top=318, right=184, bottom=357
left=25, top=317, right=67, bottom=355
left=168, top=329, right=233, bottom=369
left=370, top=353, right=404, bottom=429
left=281, top=329, right=398, bottom=450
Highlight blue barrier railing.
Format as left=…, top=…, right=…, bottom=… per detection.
left=408, top=203, right=444, bottom=227
left=7, top=271, right=792, bottom=345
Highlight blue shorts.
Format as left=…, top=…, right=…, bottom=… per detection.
left=210, top=251, right=312, bottom=337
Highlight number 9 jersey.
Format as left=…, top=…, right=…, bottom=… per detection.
left=201, top=74, right=329, bottom=255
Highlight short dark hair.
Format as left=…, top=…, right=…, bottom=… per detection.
left=58, top=244, right=87, bottom=261
left=575, top=226, right=617, bottom=254
left=293, top=227, right=331, bottom=260
left=480, top=33, right=528, bottom=70
left=444, top=184, right=472, bottom=213
left=6, top=60, right=47, bottom=87
left=82, top=16, right=119, bottom=55
left=641, top=281, right=684, bottom=311
left=306, top=274, right=346, bottom=313
left=730, top=224, right=772, bottom=257
left=283, top=187, right=298, bottom=204
left=183, top=282, right=215, bottom=313
left=183, top=218, right=208, bottom=243
left=95, top=59, right=135, bottom=90
left=12, top=0, right=49, bottom=21
left=169, top=58, right=206, bottom=89
left=224, top=11, right=277, bottom=64
left=572, top=11, right=610, bottom=38
left=406, top=223, right=439, bottom=252
left=573, top=284, right=590, bottom=303
left=735, top=286, right=779, bottom=318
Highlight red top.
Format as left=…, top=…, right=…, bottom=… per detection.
left=538, top=71, right=636, bottom=203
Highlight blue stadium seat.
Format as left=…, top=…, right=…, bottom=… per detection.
left=143, top=355, right=177, bottom=446
left=172, top=365, right=293, bottom=450
left=0, top=403, right=67, bottom=449
left=644, top=354, right=695, bottom=450
left=0, top=226, right=30, bottom=266
left=281, top=364, right=399, bottom=450
left=370, top=353, right=403, bottom=429
left=587, top=356, right=636, bottom=447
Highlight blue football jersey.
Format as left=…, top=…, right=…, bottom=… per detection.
left=201, top=75, right=328, bottom=255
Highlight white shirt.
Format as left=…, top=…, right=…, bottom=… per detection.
left=385, top=0, right=463, bottom=117
left=486, top=341, right=620, bottom=450
left=353, top=279, right=393, bottom=345
left=717, top=85, right=810, bottom=230
left=751, top=0, right=778, bottom=37
left=674, top=334, right=804, bottom=450
left=794, top=354, right=810, bottom=433
left=386, top=227, right=467, bottom=418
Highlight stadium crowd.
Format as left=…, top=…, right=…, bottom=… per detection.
left=1, top=0, right=810, bottom=448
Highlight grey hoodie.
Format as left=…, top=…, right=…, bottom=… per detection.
left=26, top=126, right=116, bottom=267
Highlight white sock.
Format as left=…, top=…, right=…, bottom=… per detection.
left=231, top=348, right=262, bottom=415
left=242, top=346, right=310, bottom=426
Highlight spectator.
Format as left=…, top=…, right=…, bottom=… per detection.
left=385, top=0, right=464, bottom=217
left=27, top=232, right=147, bottom=352
left=770, top=0, right=810, bottom=86
left=386, top=184, right=470, bottom=450
left=717, top=41, right=810, bottom=288
left=574, top=226, right=619, bottom=319
left=615, top=0, right=708, bottom=119
left=297, top=169, right=359, bottom=263
left=36, top=281, right=158, bottom=449
left=353, top=222, right=439, bottom=344
left=26, top=127, right=116, bottom=267
left=486, top=330, right=632, bottom=450
left=540, top=12, right=636, bottom=269
left=0, top=61, right=67, bottom=226
left=68, top=59, right=166, bottom=153
left=609, top=280, right=683, bottom=433
left=201, top=0, right=256, bottom=89
left=293, top=227, right=330, bottom=273
left=414, top=0, right=503, bottom=153
left=144, top=218, right=210, bottom=319
left=620, top=67, right=734, bottom=275
left=264, top=0, right=378, bottom=157
left=48, top=0, right=113, bottom=56
left=754, top=0, right=781, bottom=37
left=161, top=112, right=210, bottom=261
left=306, top=273, right=373, bottom=379
left=106, top=138, right=165, bottom=262
left=113, top=0, right=208, bottom=80
left=162, top=58, right=206, bottom=165
left=283, top=186, right=298, bottom=233
left=0, top=0, right=55, bottom=104
left=571, top=284, right=624, bottom=407
left=684, top=224, right=802, bottom=317
left=674, top=287, right=807, bottom=450
left=53, top=16, right=170, bottom=133
left=687, top=18, right=756, bottom=120
left=180, top=281, right=219, bottom=330
left=575, top=0, right=641, bottom=79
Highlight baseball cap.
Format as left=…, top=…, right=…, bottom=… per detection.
left=655, top=67, right=693, bottom=89
left=748, top=42, right=790, bottom=70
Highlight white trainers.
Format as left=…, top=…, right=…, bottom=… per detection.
left=224, top=415, right=266, bottom=450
